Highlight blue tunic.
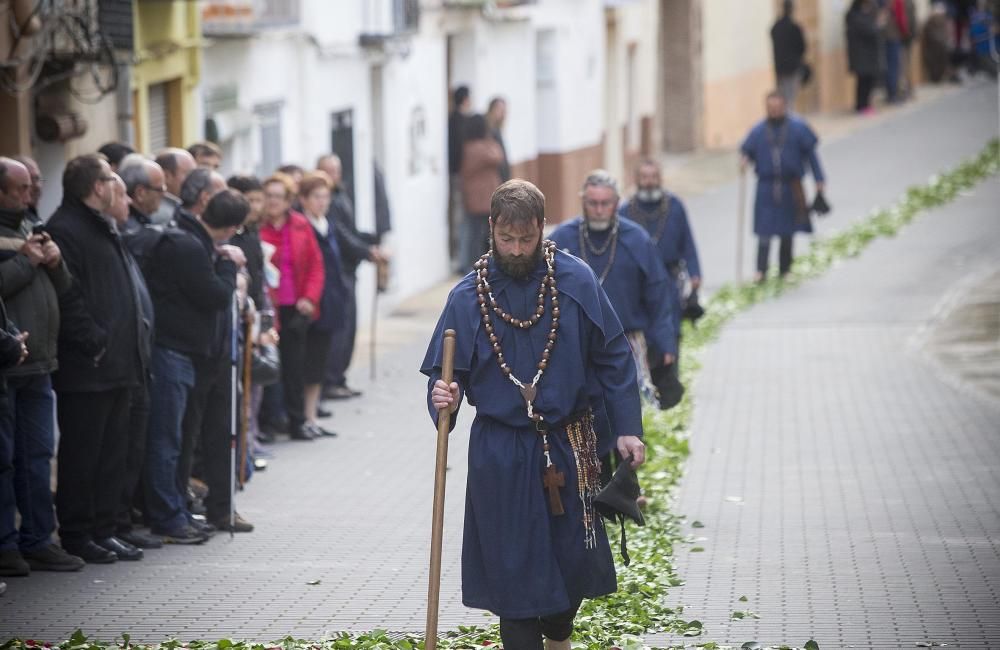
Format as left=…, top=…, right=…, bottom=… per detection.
left=420, top=250, right=643, bottom=619
left=619, top=195, right=701, bottom=338
left=740, top=117, right=826, bottom=237
left=550, top=216, right=677, bottom=357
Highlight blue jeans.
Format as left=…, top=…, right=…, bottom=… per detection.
left=885, top=41, right=901, bottom=102
left=0, top=374, right=57, bottom=552
left=143, top=346, right=196, bottom=532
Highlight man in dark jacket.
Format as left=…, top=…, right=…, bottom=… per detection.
left=485, top=97, right=511, bottom=183
left=771, top=0, right=807, bottom=108
left=45, top=154, right=147, bottom=564
left=0, top=158, right=85, bottom=575
left=142, top=189, right=247, bottom=541
left=317, top=154, right=383, bottom=400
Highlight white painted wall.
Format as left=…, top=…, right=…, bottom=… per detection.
left=702, top=0, right=777, bottom=82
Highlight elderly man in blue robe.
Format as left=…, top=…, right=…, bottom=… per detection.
left=740, top=91, right=826, bottom=281
left=551, top=170, right=677, bottom=407
left=618, top=159, right=701, bottom=373
left=422, top=179, right=645, bottom=650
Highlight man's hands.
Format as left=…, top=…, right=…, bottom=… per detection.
left=15, top=331, right=28, bottom=365
left=432, top=379, right=460, bottom=414
left=19, top=236, right=45, bottom=266
left=617, top=435, right=645, bottom=468
left=690, top=276, right=702, bottom=291
left=217, top=244, right=247, bottom=268
left=295, top=297, right=315, bottom=317
left=663, top=352, right=676, bottom=366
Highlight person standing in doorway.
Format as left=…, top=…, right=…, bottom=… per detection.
left=459, top=114, right=505, bottom=271
left=846, top=0, right=888, bottom=114
left=486, top=97, right=512, bottom=183
left=740, top=92, right=826, bottom=282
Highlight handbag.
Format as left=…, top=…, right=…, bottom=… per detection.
left=250, top=343, right=281, bottom=386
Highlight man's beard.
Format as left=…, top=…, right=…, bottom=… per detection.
left=586, top=217, right=614, bottom=232
left=636, top=187, right=664, bottom=203
left=495, top=242, right=543, bottom=280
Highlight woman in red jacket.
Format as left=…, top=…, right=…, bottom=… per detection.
left=259, top=173, right=325, bottom=440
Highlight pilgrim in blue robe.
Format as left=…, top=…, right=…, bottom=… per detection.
left=740, top=117, right=826, bottom=237
left=618, top=194, right=701, bottom=338
left=549, top=216, right=677, bottom=359
left=420, top=249, right=643, bottom=619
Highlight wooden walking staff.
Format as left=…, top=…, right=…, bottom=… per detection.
left=736, top=167, right=747, bottom=284
left=238, top=310, right=253, bottom=488
left=426, top=329, right=456, bottom=650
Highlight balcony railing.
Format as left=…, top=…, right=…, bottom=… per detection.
left=202, top=0, right=300, bottom=37
left=359, top=0, right=420, bottom=47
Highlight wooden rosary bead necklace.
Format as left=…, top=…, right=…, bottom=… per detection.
left=474, top=240, right=559, bottom=421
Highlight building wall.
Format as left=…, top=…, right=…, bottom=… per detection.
left=132, top=0, right=201, bottom=153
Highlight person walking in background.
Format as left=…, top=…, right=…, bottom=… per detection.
left=740, top=92, right=826, bottom=282
left=847, top=0, right=888, bottom=114
left=771, top=0, right=807, bottom=109
left=297, top=172, right=342, bottom=439
left=458, top=114, right=504, bottom=271
left=486, top=97, right=511, bottom=183
left=259, top=174, right=325, bottom=441
left=893, top=0, right=919, bottom=97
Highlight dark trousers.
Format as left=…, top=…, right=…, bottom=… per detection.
left=325, top=275, right=357, bottom=389
left=55, top=387, right=131, bottom=545
left=278, top=305, right=309, bottom=431
left=144, top=346, right=195, bottom=532
left=182, top=354, right=233, bottom=521
left=117, top=380, right=150, bottom=534
left=885, top=41, right=902, bottom=102
left=0, top=375, right=58, bottom=552
left=499, top=602, right=581, bottom=650
left=855, top=73, right=876, bottom=111
left=757, top=235, right=794, bottom=277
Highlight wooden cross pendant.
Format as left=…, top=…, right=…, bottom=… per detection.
left=543, top=464, right=565, bottom=516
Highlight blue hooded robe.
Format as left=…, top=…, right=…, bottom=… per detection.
left=740, top=117, right=825, bottom=237
left=420, top=249, right=642, bottom=618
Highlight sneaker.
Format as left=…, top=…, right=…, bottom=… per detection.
left=322, top=385, right=361, bottom=400
left=188, top=515, right=217, bottom=536
left=210, top=512, right=254, bottom=533
left=21, top=543, right=85, bottom=571
left=116, top=529, right=163, bottom=549
left=151, top=524, right=207, bottom=545
left=0, top=549, right=30, bottom=577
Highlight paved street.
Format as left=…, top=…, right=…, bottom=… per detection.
left=2, top=82, right=998, bottom=644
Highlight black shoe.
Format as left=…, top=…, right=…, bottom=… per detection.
left=188, top=516, right=217, bottom=536
left=323, top=385, right=361, bottom=400
left=316, top=406, right=333, bottom=418
left=95, top=536, right=143, bottom=561
left=116, top=529, right=163, bottom=549
left=257, top=430, right=276, bottom=444
left=0, top=549, right=30, bottom=577
left=289, top=426, right=315, bottom=441
left=210, top=512, right=254, bottom=533
left=259, top=416, right=289, bottom=435
left=151, top=524, right=207, bottom=545
left=307, top=422, right=338, bottom=438
left=61, top=540, right=117, bottom=564
left=21, top=543, right=85, bottom=571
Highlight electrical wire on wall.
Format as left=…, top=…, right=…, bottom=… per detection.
left=1, top=0, right=120, bottom=102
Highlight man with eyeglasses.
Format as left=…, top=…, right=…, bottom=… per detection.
left=119, top=158, right=167, bottom=235
left=45, top=153, right=147, bottom=564
left=550, top=170, right=677, bottom=408
left=151, top=148, right=197, bottom=226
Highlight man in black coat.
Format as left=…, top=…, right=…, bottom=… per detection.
left=142, top=189, right=248, bottom=541
left=771, top=0, right=807, bottom=108
left=316, top=154, right=384, bottom=400
left=45, top=154, right=147, bottom=564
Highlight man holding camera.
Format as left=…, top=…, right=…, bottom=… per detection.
left=0, top=157, right=85, bottom=575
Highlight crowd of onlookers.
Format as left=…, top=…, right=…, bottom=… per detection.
left=771, top=0, right=998, bottom=116
left=0, top=139, right=389, bottom=585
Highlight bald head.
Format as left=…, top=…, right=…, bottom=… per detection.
left=155, top=147, right=197, bottom=197
left=316, top=154, right=342, bottom=187
left=0, top=157, right=31, bottom=212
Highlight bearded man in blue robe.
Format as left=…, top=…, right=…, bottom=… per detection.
left=550, top=170, right=677, bottom=407
left=740, top=91, right=826, bottom=281
left=422, top=179, right=645, bottom=650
